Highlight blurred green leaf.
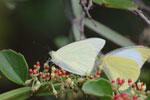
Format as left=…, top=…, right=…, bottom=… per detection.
left=82, top=78, right=112, bottom=100
left=54, top=36, right=70, bottom=48
left=146, top=96, right=150, bottom=100
left=71, top=0, right=82, bottom=18
left=0, top=87, right=31, bottom=100
left=85, top=18, right=136, bottom=46
left=71, top=0, right=82, bottom=41
left=0, top=50, right=28, bottom=85
left=93, top=0, right=137, bottom=10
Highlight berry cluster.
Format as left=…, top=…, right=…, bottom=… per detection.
left=25, top=61, right=102, bottom=97
left=25, top=61, right=150, bottom=100
left=111, top=78, right=148, bottom=100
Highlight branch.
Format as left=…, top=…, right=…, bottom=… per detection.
left=80, top=0, right=96, bottom=26
left=131, top=10, right=150, bottom=26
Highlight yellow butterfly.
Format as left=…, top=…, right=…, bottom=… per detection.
left=102, top=46, right=150, bottom=90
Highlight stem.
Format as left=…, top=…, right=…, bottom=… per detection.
left=131, top=10, right=150, bottom=26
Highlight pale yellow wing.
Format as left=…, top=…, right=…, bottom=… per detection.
left=50, top=38, right=105, bottom=76
left=103, top=57, right=140, bottom=90
left=103, top=46, right=150, bottom=90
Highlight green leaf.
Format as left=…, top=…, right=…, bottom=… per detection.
left=54, top=36, right=70, bottom=48
left=71, top=0, right=83, bottom=41
left=82, top=78, right=112, bottom=99
left=0, top=87, right=31, bottom=100
left=0, top=50, right=28, bottom=85
left=84, top=18, right=136, bottom=46
left=93, top=0, right=137, bottom=10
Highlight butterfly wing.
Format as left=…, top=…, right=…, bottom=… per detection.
left=103, top=46, right=150, bottom=90
left=50, top=38, right=105, bottom=76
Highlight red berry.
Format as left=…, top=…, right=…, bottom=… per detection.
left=46, top=73, right=50, bottom=78
left=29, top=69, right=33, bottom=74
left=111, top=80, right=115, bottom=84
left=54, top=75, right=57, bottom=79
left=42, top=76, right=46, bottom=79
left=33, top=71, right=37, bottom=74
left=54, top=69, right=58, bottom=73
left=121, top=79, right=125, bottom=84
left=115, top=93, right=120, bottom=99
left=45, top=65, right=49, bottom=70
left=138, top=88, right=142, bottom=91
left=89, top=76, right=93, bottom=79
left=65, top=76, right=69, bottom=79
left=117, top=78, right=120, bottom=82
left=121, top=92, right=127, bottom=97
left=62, top=71, right=66, bottom=75
left=132, top=83, right=136, bottom=88
left=133, top=95, right=137, bottom=100
left=141, top=82, right=144, bottom=86
left=30, top=89, right=34, bottom=94
left=128, top=79, right=132, bottom=83
left=97, top=71, right=101, bottom=76
left=117, top=81, right=122, bottom=85
left=58, top=72, right=62, bottom=76
left=33, top=65, right=37, bottom=70
left=40, top=72, right=43, bottom=77
left=36, top=61, right=40, bottom=66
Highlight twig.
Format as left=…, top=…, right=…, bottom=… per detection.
left=80, top=0, right=96, bottom=26
left=80, top=9, right=86, bottom=39
left=131, top=10, right=150, bottom=26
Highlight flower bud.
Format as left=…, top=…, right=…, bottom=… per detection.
left=36, top=61, right=40, bottom=66
left=131, top=89, right=135, bottom=95
left=51, top=66, right=56, bottom=73
left=85, top=71, right=89, bottom=78
left=53, top=89, right=58, bottom=97
left=51, top=73, right=55, bottom=79
left=78, top=78, right=84, bottom=83
left=34, top=81, right=41, bottom=91
left=25, top=79, right=32, bottom=85
left=137, top=82, right=142, bottom=89
left=142, top=84, right=146, bottom=91
left=67, top=78, right=72, bottom=85
left=98, top=65, right=102, bottom=71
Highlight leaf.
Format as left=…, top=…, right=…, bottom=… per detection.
left=54, top=36, right=70, bottom=48
left=0, top=50, right=28, bottom=85
left=71, top=0, right=83, bottom=41
left=82, top=78, right=112, bottom=99
left=71, top=0, right=82, bottom=18
left=0, top=87, right=31, bottom=100
left=84, top=18, right=136, bottom=46
left=93, top=0, right=137, bottom=10
left=146, top=96, right=150, bottom=100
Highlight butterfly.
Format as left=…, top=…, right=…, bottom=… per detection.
left=50, top=38, right=105, bottom=76
left=102, top=46, right=150, bottom=90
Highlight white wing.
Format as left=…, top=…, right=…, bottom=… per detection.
left=50, top=38, right=105, bottom=76
left=104, top=46, right=150, bottom=68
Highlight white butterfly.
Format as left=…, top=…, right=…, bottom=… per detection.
left=50, top=38, right=105, bottom=76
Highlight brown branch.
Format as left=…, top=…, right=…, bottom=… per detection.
left=80, top=9, right=86, bottom=39
left=80, top=0, right=96, bottom=26
left=131, top=10, right=150, bottom=26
